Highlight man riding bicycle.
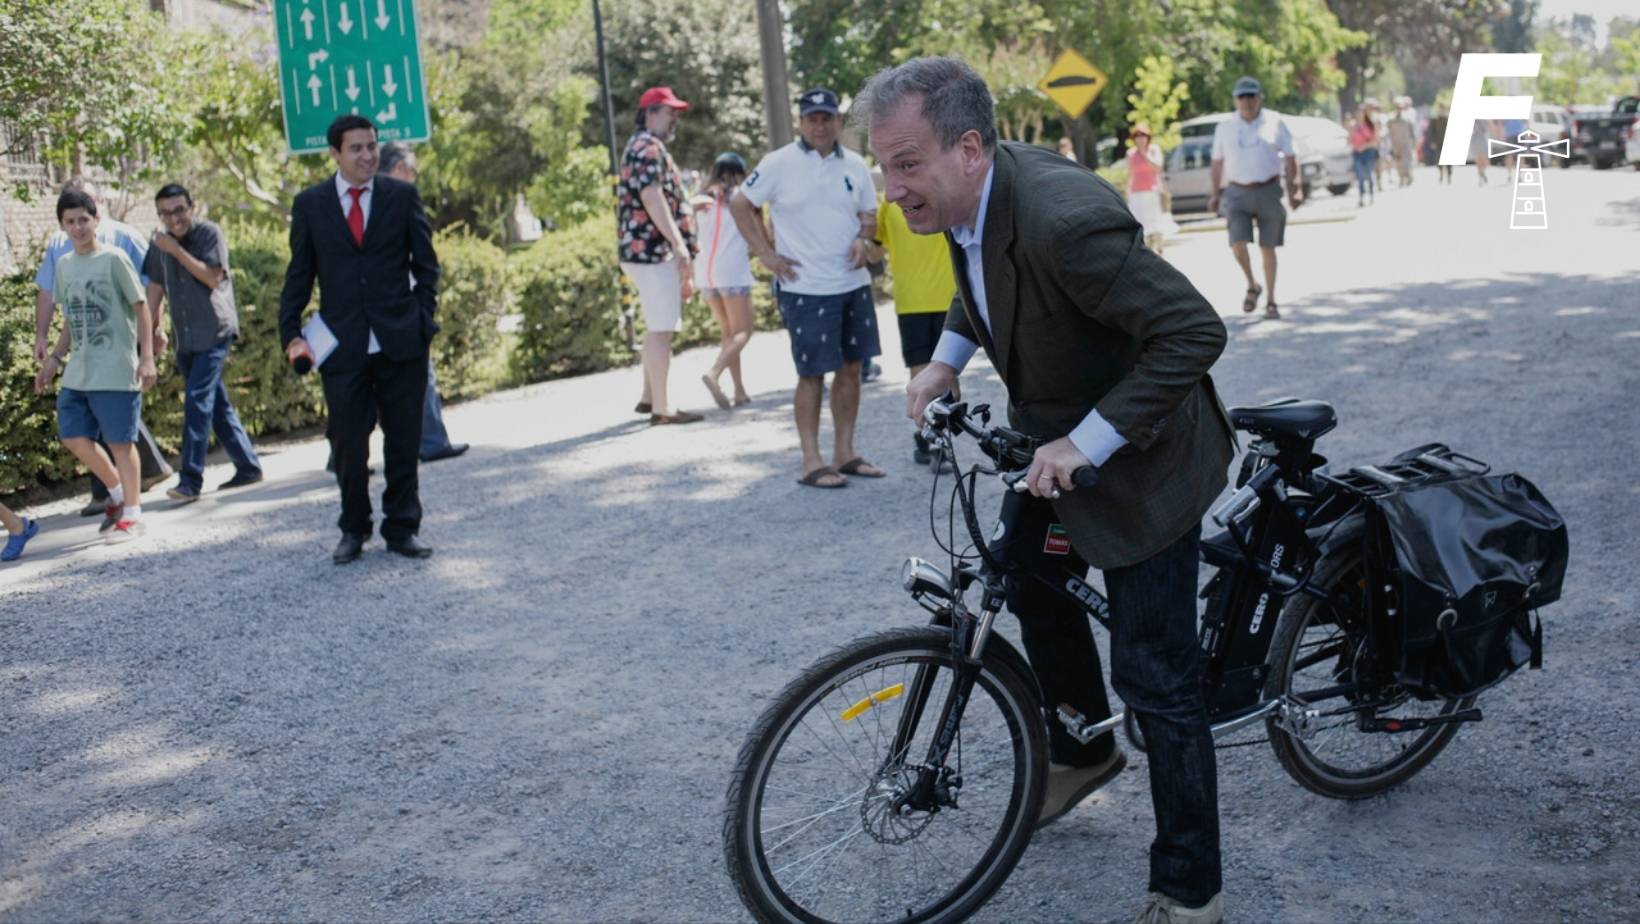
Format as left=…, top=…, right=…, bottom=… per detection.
left=857, top=57, right=1237, bottom=923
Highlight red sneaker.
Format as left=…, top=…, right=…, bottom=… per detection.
left=105, top=518, right=146, bottom=544
left=99, top=502, right=124, bottom=533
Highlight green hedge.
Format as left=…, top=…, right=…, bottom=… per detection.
left=510, top=214, right=781, bottom=384
left=429, top=229, right=510, bottom=398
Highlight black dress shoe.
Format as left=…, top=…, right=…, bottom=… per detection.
left=420, top=442, right=469, bottom=463
left=333, top=532, right=367, bottom=564
left=385, top=535, right=434, bottom=559
left=219, top=470, right=264, bottom=490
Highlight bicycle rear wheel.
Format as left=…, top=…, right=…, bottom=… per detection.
left=1265, top=548, right=1475, bottom=799
left=724, top=626, right=1047, bottom=924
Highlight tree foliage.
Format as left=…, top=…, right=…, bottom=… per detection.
left=0, top=0, right=191, bottom=197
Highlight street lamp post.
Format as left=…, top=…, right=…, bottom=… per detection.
left=755, top=0, right=793, bottom=150
left=592, top=0, right=619, bottom=175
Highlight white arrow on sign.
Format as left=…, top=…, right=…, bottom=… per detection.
left=308, top=49, right=328, bottom=70
left=345, top=67, right=360, bottom=101
left=374, top=0, right=390, bottom=29
left=299, top=6, right=315, bottom=40
left=376, top=102, right=398, bottom=124
left=381, top=65, right=398, bottom=98
left=337, top=2, right=353, bottom=34
left=307, top=73, right=323, bottom=107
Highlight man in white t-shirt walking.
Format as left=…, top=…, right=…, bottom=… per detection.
left=731, top=88, right=884, bottom=488
left=1207, top=77, right=1301, bottom=319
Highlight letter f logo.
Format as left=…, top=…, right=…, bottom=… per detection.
left=1439, top=53, right=1542, bottom=166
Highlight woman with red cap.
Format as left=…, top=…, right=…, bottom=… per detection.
left=619, top=86, right=703, bottom=424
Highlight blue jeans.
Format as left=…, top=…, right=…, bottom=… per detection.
left=175, top=339, right=261, bottom=491
left=997, top=492, right=1220, bottom=905
left=420, top=358, right=453, bottom=456
left=1353, top=149, right=1377, bottom=196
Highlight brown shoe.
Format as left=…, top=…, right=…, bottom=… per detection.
left=1037, top=748, right=1127, bottom=828
left=1264, top=302, right=1281, bottom=319
left=650, top=410, right=704, bottom=425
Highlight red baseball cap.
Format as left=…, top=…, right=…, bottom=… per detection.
left=638, top=86, right=690, bottom=111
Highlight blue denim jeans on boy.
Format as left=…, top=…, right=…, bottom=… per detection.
left=175, top=338, right=261, bottom=491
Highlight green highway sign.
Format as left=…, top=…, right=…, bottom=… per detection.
left=272, top=0, right=432, bottom=154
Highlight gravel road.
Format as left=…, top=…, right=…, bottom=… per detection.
left=3, top=165, right=1638, bottom=922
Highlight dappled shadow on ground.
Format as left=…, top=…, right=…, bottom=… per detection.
left=4, top=269, right=1637, bottom=920
left=1596, top=194, right=1640, bottom=230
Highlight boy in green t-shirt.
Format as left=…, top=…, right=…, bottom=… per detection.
left=34, top=189, right=158, bottom=543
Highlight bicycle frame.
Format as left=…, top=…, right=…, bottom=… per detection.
left=884, top=402, right=1375, bottom=791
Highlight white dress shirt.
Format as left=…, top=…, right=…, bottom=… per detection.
left=927, top=165, right=1128, bottom=467
left=1209, top=109, right=1295, bottom=185
left=334, top=173, right=382, bottom=354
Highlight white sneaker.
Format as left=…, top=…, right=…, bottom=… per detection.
left=1134, top=892, right=1224, bottom=924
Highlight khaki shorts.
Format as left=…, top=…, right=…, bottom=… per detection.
left=620, top=259, right=684, bottom=333
left=1223, top=180, right=1286, bottom=248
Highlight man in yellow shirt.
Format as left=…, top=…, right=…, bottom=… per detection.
left=868, top=196, right=957, bottom=466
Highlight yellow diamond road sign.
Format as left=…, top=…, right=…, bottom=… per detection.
left=1038, top=50, right=1108, bottom=120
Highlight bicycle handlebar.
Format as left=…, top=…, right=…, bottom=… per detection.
left=922, top=394, right=1099, bottom=495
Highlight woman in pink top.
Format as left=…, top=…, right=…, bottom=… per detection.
left=1348, top=108, right=1378, bottom=206
left=1124, top=122, right=1178, bottom=256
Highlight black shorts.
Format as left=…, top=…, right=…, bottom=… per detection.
left=897, top=312, right=947, bottom=369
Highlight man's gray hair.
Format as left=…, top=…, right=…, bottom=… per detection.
left=852, top=57, right=997, bottom=151
left=378, top=142, right=413, bottom=175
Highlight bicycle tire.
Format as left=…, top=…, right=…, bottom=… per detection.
left=1264, top=547, right=1475, bottom=799
left=724, top=626, right=1048, bottom=923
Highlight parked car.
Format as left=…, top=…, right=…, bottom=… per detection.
left=1569, top=100, right=1637, bottom=169
left=1530, top=105, right=1573, bottom=167
left=1165, top=111, right=1351, bottom=213
left=1627, top=118, right=1640, bottom=170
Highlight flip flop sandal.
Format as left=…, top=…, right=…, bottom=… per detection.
left=797, top=466, right=847, bottom=488
left=651, top=410, right=704, bottom=425
left=837, top=457, right=886, bottom=478
left=1264, top=302, right=1281, bottom=319
left=1242, top=286, right=1263, bottom=313
left=701, top=374, right=732, bottom=410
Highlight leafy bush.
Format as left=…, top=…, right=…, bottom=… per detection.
left=510, top=213, right=785, bottom=383
left=510, top=214, right=631, bottom=382
left=430, top=229, right=510, bottom=398
left=0, top=271, right=80, bottom=492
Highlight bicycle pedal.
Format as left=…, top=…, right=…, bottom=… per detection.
left=1056, top=704, right=1123, bottom=745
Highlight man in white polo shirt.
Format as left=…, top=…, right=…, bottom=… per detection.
left=1207, top=76, right=1300, bottom=320
left=731, top=87, right=884, bottom=489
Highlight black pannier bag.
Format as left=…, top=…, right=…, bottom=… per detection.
left=1364, top=467, right=1568, bottom=699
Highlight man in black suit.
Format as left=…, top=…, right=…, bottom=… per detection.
left=280, top=114, right=441, bottom=564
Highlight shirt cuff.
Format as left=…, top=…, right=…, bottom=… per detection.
left=1068, top=410, right=1128, bottom=467
left=929, top=331, right=979, bottom=373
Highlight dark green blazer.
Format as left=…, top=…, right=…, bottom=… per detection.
left=945, top=141, right=1236, bottom=569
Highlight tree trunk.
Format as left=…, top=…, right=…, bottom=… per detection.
left=1337, top=44, right=1373, bottom=120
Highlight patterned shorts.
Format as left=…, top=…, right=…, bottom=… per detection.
left=776, top=285, right=882, bottom=377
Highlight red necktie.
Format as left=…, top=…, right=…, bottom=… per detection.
left=346, top=186, right=366, bottom=247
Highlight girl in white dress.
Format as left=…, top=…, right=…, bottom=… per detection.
left=693, top=152, right=757, bottom=408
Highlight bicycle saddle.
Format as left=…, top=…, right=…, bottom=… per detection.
left=1227, top=397, right=1337, bottom=442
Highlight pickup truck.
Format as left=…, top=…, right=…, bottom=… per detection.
left=1573, top=97, right=1638, bottom=169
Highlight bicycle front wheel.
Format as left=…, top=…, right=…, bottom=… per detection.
left=724, top=626, right=1047, bottom=924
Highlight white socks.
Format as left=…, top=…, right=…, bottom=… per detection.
left=109, top=484, right=125, bottom=505
left=124, top=505, right=142, bottom=521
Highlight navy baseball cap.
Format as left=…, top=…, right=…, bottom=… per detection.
left=1233, top=76, right=1262, bottom=98
left=798, top=88, right=840, bottom=116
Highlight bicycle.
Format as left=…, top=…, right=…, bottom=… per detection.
left=724, top=394, right=1491, bottom=923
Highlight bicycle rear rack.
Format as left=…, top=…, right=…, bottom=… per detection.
left=1316, top=442, right=1490, bottom=498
